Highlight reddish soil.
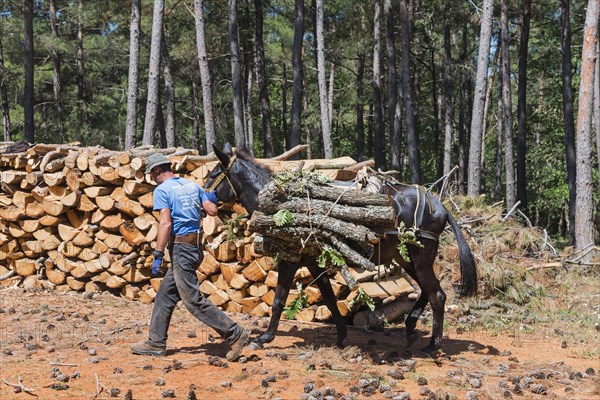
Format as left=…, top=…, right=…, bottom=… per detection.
left=0, top=288, right=598, bottom=400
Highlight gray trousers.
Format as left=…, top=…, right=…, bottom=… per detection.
left=147, top=242, right=241, bottom=348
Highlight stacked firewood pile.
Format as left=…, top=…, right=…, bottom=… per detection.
left=0, top=142, right=415, bottom=325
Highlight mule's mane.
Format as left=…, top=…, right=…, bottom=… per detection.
left=235, top=149, right=272, bottom=174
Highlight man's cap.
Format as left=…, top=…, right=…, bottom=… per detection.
left=145, top=152, right=170, bottom=174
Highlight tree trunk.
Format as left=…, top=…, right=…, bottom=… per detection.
left=467, top=0, right=493, bottom=196
left=242, top=0, right=254, bottom=155
left=161, top=37, right=175, bottom=147
left=356, top=53, right=365, bottom=162
left=125, top=0, right=141, bottom=150
left=142, top=0, right=164, bottom=146
left=574, top=0, right=599, bottom=251
left=399, top=0, right=419, bottom=184
left=372, top=0, right=385, bottom=169
left=23, top=0, right=35, bottom=143
left=194, top=0, right=217, bottom=152
left=49, top=0, right=65, bottom=142
left=281, top=56, right=288, bottom=149
left=254, top=0, right=274, bottom=157
left=0, top=30, right=10, bottom=141
left=595, top=34, right=600, bottom=189
left=192, top=73, right=201, bottom=151
left=431, top=47, right=441, bottom=179
left=493, top=64, right=504, bottom=202
left=290, top=0, right=305, bottom=154
left=246, top=67, right=254, bottom=155
left=229, top=0, right=246, bottom=149
left=442, top=14, right=453, bottom=176
left=316, top=0, right=332, bottom=159
left=500, top=0, right=515, bottom=210
left=561, top=0, right=577, bottom=245
left=516, top=0, right=531, bottom=212
left=480, top=49, right=499, bottom=193
left=328, top=59, right=335, bottom=134
left=384, top=0, right=399, bottom=172
left=76, top=0, right=85, bottom=104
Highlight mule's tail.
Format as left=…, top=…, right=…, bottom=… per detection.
left=446, top=210, right=478, bottom=297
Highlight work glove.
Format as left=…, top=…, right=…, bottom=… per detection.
left=152, top=250, right=164, bottom=276
left=205, top=190, right=218, bottom=203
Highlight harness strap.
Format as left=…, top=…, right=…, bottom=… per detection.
left=204, top=155, right=238, bottom=192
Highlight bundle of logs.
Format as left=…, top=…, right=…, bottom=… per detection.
left=0, top=142, right=415, bottom=325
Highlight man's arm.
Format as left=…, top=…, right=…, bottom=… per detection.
left=202, top=200, right=218, bottom=217
left=155, top=208, right=172, bottom=252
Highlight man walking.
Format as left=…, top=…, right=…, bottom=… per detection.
left=131, top=152, right=250, bottom=361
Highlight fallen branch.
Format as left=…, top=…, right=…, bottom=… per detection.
left=502, top=200, right=521, bottom=221
left=268, top=144, right=309, bottom=161
left=93, top=373, right=110, bottom=399
left=0, top=269, right=15, bottom=281
left=526, top=262, right=562, bottom=271
left=2, top=376, right=37, bottom=396
left=49, top=362, right=80, bottom=367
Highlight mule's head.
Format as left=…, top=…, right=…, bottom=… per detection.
left=202, top=143, right=270, bottom=214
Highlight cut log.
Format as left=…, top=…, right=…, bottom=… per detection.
left=295, top=307, right=316, bottom=322
left=220, top=261, right=244, bottom=283
left=226, top=287, right=248, bottom=304
left=123, top=181, right=154, bottom=196
left=248, top=282, right=268, bottom=298
left=42, top=197, right=68, bottom=216
left=250, top=302, right=270, bottom=317
left=106, top=275, right=127, bottom=289
left=77, top=194, right=97, bottom=212
left=210, top=240, right=237, bottom=262
left=46, top=267, right=67, bottom=285
left=240, top=296, right=262, bottom=313
left=208, top=289, right=229, bottom=306
left=229, top=273, right=251, bottom=290
left=0, top=205, right=23, bottom=221
left=58, top=224, right=79, bottom=242
left=225, top=301, right=243, bottom=313
left=199, top=252, right=220, bottom=275
left=66, top=276, right=86, bottom=291
left=202, top=215, right=223, bottom=236
left=100, top=213, right=125, bottom=232
left=13, top=258, right=39, bottom=276
left=137, top=192, right=154, bottom=209
left=315, top=305, right=333, bottom=321
left=133, top=213, right=156, bottom=231
left=83, top=186, right=111, bottom=198
left=85, top=281, right=107, bottom=293
left=139, top=287, right=157, bottom=304
left=17, top=219, right=40, bottom=233
left=96, top=195, right=115, bottom=211
left=199, top=279, right=218, bottom=296
left=119, top=220, right=146, bottom=245
left=261, top=289, right=275, bottom=306
left=115, top=199, right=145, bottom=217
left=264, top=270, right=278, bottom=288
left=39, top=214, right=63, bottom=226
left=121, top=285, right=141, bottom=300
left=242, top=260, right=268, bottom=282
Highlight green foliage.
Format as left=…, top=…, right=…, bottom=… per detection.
left=317, top=245, right=346, bottom=269
left=272, top=209, right=294, bottom=227
left=395, top=222, right=425, bottom=262
left=283, top=282, right=309, bottom=320
left=349, top=287, right=375, bottom=312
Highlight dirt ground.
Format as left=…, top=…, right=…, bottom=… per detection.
left=0, top=283, right=598, bottom=400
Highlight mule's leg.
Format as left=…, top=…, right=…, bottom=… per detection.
left=306, top=265, right=347, bottom=348
left=248, top=262, right=299, bottom=350
left=412, top=242, right=446, bottom=352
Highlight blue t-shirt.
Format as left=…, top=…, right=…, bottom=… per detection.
left=153, top=177, right=210, bottom=236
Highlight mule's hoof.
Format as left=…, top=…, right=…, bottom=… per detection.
left=246, top=341, right=264, bottom=351
left=405, top=333, right=419, bottom=348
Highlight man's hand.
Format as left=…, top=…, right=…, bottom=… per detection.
left=152, top=250, right=164, bottom=275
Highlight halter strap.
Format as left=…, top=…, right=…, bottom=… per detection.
left=204, top=154, right=238, bottom=193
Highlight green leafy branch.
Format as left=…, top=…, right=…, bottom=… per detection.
left=349, top=287, right=376, bottom=311
left=396, top=221, right=425, bottom=262
left=317, top=245, right=346, bottom=269
left=272, top=209, right=294, bottom=227
left=283, top=282, right=309, bottom=320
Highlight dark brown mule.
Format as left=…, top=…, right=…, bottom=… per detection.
left=204, top=144, right=477, bottom=352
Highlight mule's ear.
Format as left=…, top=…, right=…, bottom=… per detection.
left=213, top=144, right=230, bottom=166
left=223, top=142, right=234, bottom=156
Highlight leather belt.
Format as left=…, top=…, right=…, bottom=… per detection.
left=174, top=232, right=201, bottom=245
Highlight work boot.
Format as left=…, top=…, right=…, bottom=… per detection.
left=226, top=328, right=250, bottom=361
left=131, top=340, right=166, bottom=356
